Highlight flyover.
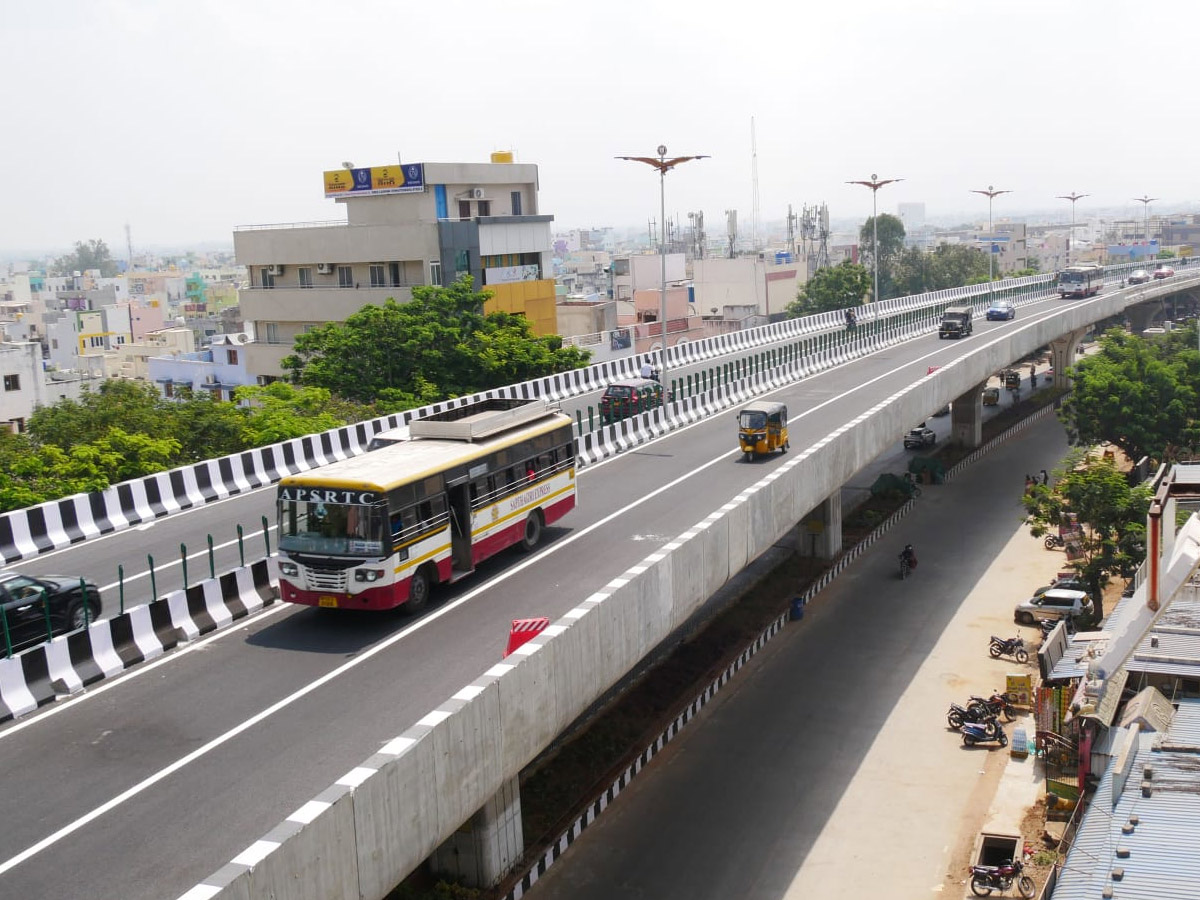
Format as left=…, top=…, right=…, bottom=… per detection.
left=1, top=267, right=1198, bottom=900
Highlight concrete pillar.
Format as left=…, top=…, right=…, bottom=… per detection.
left=431, top=774, right=523, bottom=888
left=950, top=380, right=986, bottom=448
left=1049, top=327, right=1089, bottom=390
left=1126, top=304, right=1158, bottom=335
left=797, top=492, right=843, bottom=559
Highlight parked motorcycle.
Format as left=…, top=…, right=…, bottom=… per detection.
left=969, top=691, right=1017, bottom=722
left=969, top=857, right=1034, bottom=897
left=947, top=702, right=997, bottom=730
left=989, top=634, right=1029, bottom=664
left=961, top=716, right=1008, bottom=747
left=1043, top=533, right=1065, bottom=549
left=1040, top=616, right=1076, bottom=639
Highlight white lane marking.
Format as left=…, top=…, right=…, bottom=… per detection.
left=0, top=293, right=1094, bottom=872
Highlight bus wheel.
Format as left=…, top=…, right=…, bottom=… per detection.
left=521, top=512, right=543, bottom=552
left=406, top=566, right=433, bottom=614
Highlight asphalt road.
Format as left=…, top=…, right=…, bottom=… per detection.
left=523, top=413, right=1072, bottom=900
left=0, top=290, right=1101, bottom=899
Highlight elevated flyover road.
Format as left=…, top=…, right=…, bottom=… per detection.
left=0, top=288, right=1140, bottom=899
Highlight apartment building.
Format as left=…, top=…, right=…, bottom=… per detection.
left=233, top=156, right=556, bottom=382
left=148, top=333, right=256, bottom=401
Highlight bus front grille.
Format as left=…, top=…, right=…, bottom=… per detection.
left=306, top=568, right=348, bottom=591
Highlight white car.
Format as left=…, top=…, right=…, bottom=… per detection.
left=1014, top=588, right=1093, bottom=625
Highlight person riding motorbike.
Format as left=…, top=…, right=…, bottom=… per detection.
left=899, top=544, right=917, bottom=572
left=639, top=359, right=660, bottom=382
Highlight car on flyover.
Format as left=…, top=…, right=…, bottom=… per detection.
left=0, top=572, right=103, bottom=651
left=903, top=424, right=937, bottom=450
left=1153, top=265, right=1175, bottom=280
left=1127, top=269, right=1151, bottom=285
left=986, top=300, right=1016, bottom=321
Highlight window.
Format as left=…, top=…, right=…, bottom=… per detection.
left=477, top=199, right=491, bottom=217
left=454, top=250, right=470, bottom=276
left=389, top=262, right=401, bottom=286
left=163, top=382, right=174, bottom=398
left=511, top=191, right=522, bottom=216
left=264, top=323, right=281, bottom=344
left=261, top=267, right=275, bottom=289
left=337, top=265, right=353, bottom=288
left=369, top=265, right=386, bottom=287
left=3, top=374, right=19, bottom=392
left=227, top=349, right=238, bottom=365
left=298, top=267, right=313, bottom=288
left=458, top=200, right=472, bottom=219
left=430, top=261, right=442, bottom=286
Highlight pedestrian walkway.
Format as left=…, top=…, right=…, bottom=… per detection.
left=525, top=413, right=1073, bottom=900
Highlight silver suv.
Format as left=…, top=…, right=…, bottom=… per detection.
left=1014, top=588, right=1093, bottom=625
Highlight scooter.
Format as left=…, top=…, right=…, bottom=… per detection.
left=969, top=857, right=1034, bottom=897
left=989, top=635, right=1029, bottom=664
left=961, top=717, right=1008, bottom=747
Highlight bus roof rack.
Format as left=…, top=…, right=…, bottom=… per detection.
left=409, top=397, right=556, bottom=442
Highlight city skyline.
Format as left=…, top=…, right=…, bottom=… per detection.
left=4, top=0, right=1197, bottom=256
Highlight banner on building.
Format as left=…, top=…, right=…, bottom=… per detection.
left=485, top=264, right=540, bottom=285
left=323, top=163, right=425, bottom=198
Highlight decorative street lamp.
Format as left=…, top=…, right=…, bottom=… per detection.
left=1056, top=192, right=1089, bottom=267
left=847, top=174, right=903, bottom=303
left=1133, top=195, right=1158, bottom=248
left=617, top=146, right=709, bottom=391
left=970, top=185, right=1012, bottom=284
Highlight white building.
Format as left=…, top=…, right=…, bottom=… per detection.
left=691, top=255, right=806, bottom=321
left=148, top=333, right=257, bottom=402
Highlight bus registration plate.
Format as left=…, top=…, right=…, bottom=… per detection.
left=319, top=596, right=338, bottom=608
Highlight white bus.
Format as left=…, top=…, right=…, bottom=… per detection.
left=1058, top=265, right=1104, bottom=298
left=276, top=399, right=576, bottom=612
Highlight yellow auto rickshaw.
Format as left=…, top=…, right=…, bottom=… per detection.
left=982, top=386, right=1000, bottom=406
left=737, top=400, right=789, bottom=460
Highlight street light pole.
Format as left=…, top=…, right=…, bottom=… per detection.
left=971, top=185, right=1012, bottom=283
left=847, top=174, right=902, bottom=304
left=1056, top=192, right=1089, bottom=268
left=1133, top=194, right=1158, bottom=251
left=617, top=146, right=709, bottom=392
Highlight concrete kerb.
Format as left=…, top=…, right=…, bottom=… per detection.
left=0, top=559, right=276, bottom=724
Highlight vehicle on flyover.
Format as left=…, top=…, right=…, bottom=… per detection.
left=1127, top=269, right=1151, bottom=285
left=0, top=572, right=102, bottom=651
left=986, top=300, right=1016, bottom=320
left=1154, top=264, right=1176, bottom=280
left=736, top=400, right=789, bottom=460
left=1057, top=264, right=1104, bottom=298
left=275, top=398, right=577, bottom=613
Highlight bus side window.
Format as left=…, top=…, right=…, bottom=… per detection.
left=390, top=510, right=405, bottom=536
left=417, top=501, right=433, bottom=528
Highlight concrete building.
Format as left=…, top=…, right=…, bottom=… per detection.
left=610, top=253, right=686, bottom=305
left=148, top=333, right=257, bottom=402
left=691, top=255, right=805, bottom=322
left=104, top=326, right=195, bottom=381
left=975, top=221, right=1029, bottom=274
left=233, top=157, right=556, bottom=382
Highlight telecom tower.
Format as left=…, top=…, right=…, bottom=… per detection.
left=725, top=209, right=738, bottom=258
left=688, top=211, right=706, bottom=259
left=799, top=203, right=830, bottom=274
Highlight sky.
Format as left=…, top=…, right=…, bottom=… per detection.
left=4, top=0, right=1197, bottom=257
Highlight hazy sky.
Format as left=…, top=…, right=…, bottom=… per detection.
left=4, top=0, right=1196, bottom=256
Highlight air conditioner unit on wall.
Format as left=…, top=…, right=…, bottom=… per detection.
left=316, top=263, right=333, bottom=275
left=470, top=187, right=485, bottom=200
left=267, top=264, right=284, bottom=276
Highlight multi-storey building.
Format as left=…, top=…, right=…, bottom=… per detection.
left=148, top=333, right=257, bottom=402
left=232, top=156, right=556, bottom=382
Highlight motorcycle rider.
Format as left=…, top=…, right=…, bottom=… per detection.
left=899, top=543, right=917, bottom=572
left=639, top=357, right=659, bottom=381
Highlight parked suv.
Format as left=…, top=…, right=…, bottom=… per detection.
left=1014, top=587, right=1093, bottom=625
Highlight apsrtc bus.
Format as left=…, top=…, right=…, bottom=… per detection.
left=276, top=398, right=576, bottom=612
left=1057, top=265, right=1104, bottom=298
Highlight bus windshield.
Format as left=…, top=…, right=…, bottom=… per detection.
left=278, top=499, right=387, bottom=556
left=1060, top=272, right=1083, bottom=282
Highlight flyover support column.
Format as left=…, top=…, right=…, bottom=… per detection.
left=797, top=492, right=842, bottom=560
left=430, top=774, right=523, bottom=888
left=1049, top=327, right=1089, bottom=390
left=1125, top=304, right=1157, bottom=335
left=950, top=381, right=986, bottom=448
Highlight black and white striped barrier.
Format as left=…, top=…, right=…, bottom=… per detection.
left=0, top=559, right=276, bottom=723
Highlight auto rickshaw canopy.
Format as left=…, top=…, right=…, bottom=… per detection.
left=738, top=400, right=788, bottom=428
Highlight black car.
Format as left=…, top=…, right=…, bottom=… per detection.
left=0, top=573, right=102, bottom=651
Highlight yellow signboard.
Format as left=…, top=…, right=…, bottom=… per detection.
left=1006, top=673, right=1033, bottom=707
left=322, top=163, right=425, bottom=198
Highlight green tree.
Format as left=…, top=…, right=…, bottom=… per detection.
left=51, top=239, right=119, bottom=277
left=1022, top=453, right=1152, bottom=618
left=889, top=244, right=998, bottom=298
left=1060, top=327, right=1199, bottom=463
left=28, top=380, right=164, bottom=452
left=858, top=214, right=906, bottom=299
left=785, top=260, right=870, bottom=316
left=283, top=277, right=589, bottom=408
left=167, top=393, right=251, bottom=462
left=236, top=382, right=346, bottom=445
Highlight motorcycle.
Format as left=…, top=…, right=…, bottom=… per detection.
left=961, top=716, right=1008, bottom=747
left=946, top=702, right=996, bottom=730
left=989, top=635, right=1029, bottom=664
left=969, top=691, right=1017, bottom=722
left=1040, top=616, right=1076, bottom=639
left=969, top=857, right=1034, bottom=898
left=899, top=550, right=916, bottom=580
left=1043, top=533, right=1065, bottom=549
